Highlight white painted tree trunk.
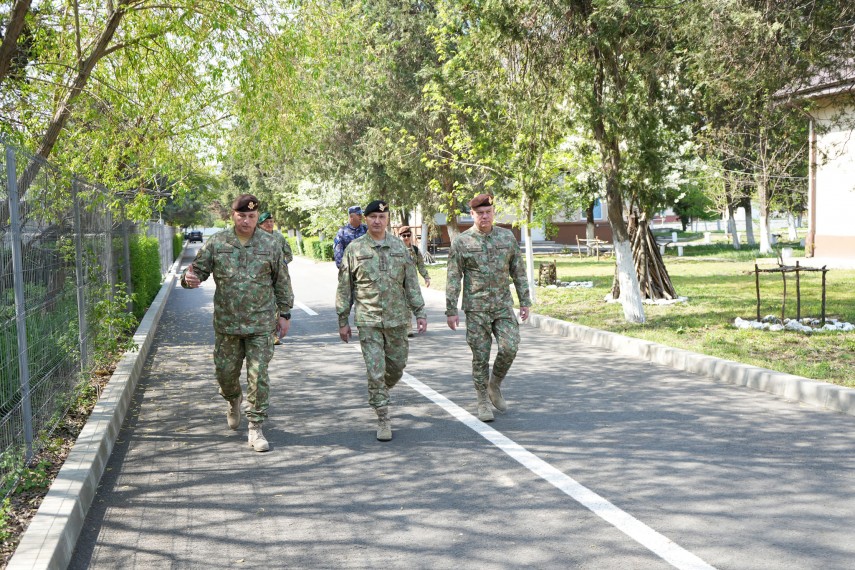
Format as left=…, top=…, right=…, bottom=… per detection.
left=758, top=212, right=771, bottom=254
left=586, top=221, right=595, bottom=241
left=728, top=216, right=741, bottom=249
left=787, top=213, right=798, bottom=241
left=743, top=204, right=756, bottom=245
left=420, top=211, right=429, bottom=255
left=523, top=223, right=536, bottom=304
left=614, top=239, right=645, bottom=323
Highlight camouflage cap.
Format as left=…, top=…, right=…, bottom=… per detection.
left=468, top=193, right=494, bottom=209
left=363, top=200, right=388, bottom=215
left=232, top=194, right=260, bottom=213
left=348, top=205, right=363, bottom=215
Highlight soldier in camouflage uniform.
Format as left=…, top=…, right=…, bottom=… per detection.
left=258, top=211, right=294, bottom=346
left=398, top=226, right=431, bottom=337
left=258, top=211, right=294, bottom=264
left=336, top=200, right=427, bottom=441
left=446, top=193, right=531, bottom=422
left=181, top=194, right=294, bottom=452
left=333, top=205, right=368, bottom=268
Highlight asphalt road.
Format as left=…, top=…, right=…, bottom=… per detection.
left=70, top=243, right=855, bottom=569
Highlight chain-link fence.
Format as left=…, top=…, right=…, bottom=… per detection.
left=0, top=139, right=175, bottom=493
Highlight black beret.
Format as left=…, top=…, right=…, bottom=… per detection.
left=468, top=193, right=494, bottom=209
left=363, top=200, right=389, bottom=216
left=232, top=194, right=260, bottom=213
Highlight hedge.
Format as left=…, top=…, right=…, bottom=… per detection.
left=172, top=233, right=184, bottom=262
left=128, top=235, right=162, bottom=319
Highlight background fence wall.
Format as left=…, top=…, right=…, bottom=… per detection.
left=0, top=139, right=174, bottom=492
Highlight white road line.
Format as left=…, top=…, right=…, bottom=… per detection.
left=402, top=372, right=717, bottom=570
left=294, top=300, right=318, bottom=316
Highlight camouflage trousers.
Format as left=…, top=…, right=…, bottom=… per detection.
left=357, top=325, right=409, bottom=408
left=465, top=310, right=520, bottom=388
left=214, top=332, right=275, bottom=424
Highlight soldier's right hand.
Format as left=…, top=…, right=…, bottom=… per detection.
left=183, top=265, right=201, bottom=288
left=339, top=324, right=352, bottom=343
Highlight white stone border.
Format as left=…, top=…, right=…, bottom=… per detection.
left=523, top=311, right=855, bottom=417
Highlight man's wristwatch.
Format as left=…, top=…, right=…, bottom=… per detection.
left=279, top=312, right=291, bottom=320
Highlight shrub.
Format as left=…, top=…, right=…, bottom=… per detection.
left=302, top=237, right=319, bottom=259
left=172, top=233, right=184, bottom=261
left=128, top=235, right=162, bottom=319
left=286, top=237, right=302, bottom=256
left=312, top=240, right=333, bottom=261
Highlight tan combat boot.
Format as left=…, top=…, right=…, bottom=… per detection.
left=376, top=406, right=392, bottom=441
left=475, top=386, right=494, bottom=422
left=487, top=373, right=508, bottom=412
left=227, top=394, right=243, bottom=430
left=248, top=421, right=270, bottom=452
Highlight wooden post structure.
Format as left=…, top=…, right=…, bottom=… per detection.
left=795, top=261, right=801, bottom=321
left=780, top=269, right=787, bottom=323
left=755, top=263, right=761, bottom=321
left=821, top=266, right=828, bottom=325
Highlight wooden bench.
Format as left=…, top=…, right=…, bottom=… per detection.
left=576, top=236, right=612, bottom=260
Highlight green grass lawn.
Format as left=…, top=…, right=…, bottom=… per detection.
left=426, top=253, right=855, bottom=388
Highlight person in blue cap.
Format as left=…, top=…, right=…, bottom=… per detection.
left=333, top=205, right=368, bottom=268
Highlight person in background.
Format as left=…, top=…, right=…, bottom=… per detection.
left=398, top=226, right=431, bottom=337
left=445, top=193, right=530, bottom=422
left=336, top=200, right=427, bottom=441
left=181, top=194, right=293, bottom=452
left=258, top=211, right=294, bottom=346
left=258, top=211, right=294, bottom=264
left=333, top=205, right=368, bottom=268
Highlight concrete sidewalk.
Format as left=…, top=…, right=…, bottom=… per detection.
left=9, top=253, right=855, bottom=569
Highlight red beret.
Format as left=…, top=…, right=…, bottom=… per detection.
left=468, top=193, right=494, bottom=209
left=232, top=194, right=260, bottom=213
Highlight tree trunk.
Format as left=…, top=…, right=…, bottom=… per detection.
left=521, top=192, right=536, bottom=303
left=585, top=201, right=596, bottom=240
left=787, top=212, right=798, bottom=241
left=591, top=52, right=643, bottom=322
left=757, top=173, right=772, bottom=254
left=0, top=0, right=32, bottom=84
left=741, top=197, right=756, bottom=245
left=728, top=202, right=741, bottom=250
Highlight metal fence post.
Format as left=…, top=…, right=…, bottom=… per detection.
left=105, top=204, right=115, bottom=300
left=120, top=204, right=133, bottom=313
left=72, top=179, right=89, bottom=370
left=6, top=144, right=34, bottom=459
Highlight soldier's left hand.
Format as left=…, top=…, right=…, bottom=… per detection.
left=519, top=306, right=530, bottom=321
left=416, top=317, right=427, bottom=334
left=424, top=278, right=431, bottom=288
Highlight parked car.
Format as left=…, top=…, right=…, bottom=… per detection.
left=187, top=230, right=203, bottom=243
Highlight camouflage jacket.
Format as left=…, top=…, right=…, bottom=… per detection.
left=445, top=225, right=531, bottom=316
left=404, top=243, right=430, bottom=281
left=181, top=227, right=294, bottom=335
left=336, top=232, right=426, bottom=328
left=270, top=230, right=294, bottom=264
left=333, top=223, right=368, bottom=268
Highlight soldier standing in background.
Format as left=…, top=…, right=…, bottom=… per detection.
left=333, top=205, right=368, bottom=268
left=336, top=200, right=427, bottom=441
left=258, top=211, right=294, bottom=264
left=181, top=194, right=294, bottom=452
left=398, top=226, right=431, bottom=338
left=258, top=211, right=293, bottom=346
left=446, top=193, right=531, bottom=422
